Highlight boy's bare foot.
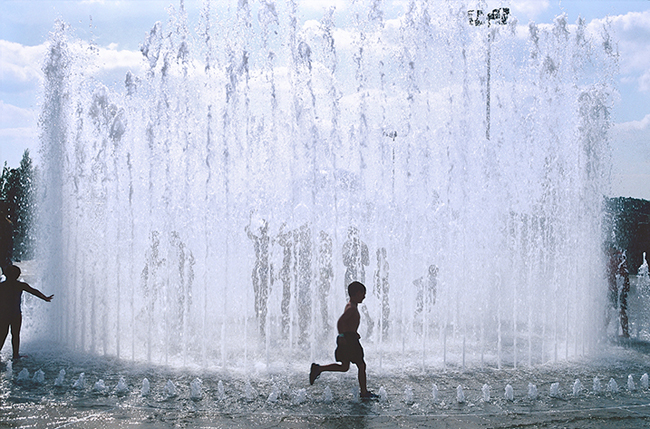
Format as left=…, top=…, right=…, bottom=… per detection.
left=12, top=355, right=27, bottom=360
left=360, top=390, right=379, bottom=400
left=309, top=363, right=320, bottom=385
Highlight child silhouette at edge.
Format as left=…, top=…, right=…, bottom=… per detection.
left=309, top=281, right=378, bottom=399
left=0, top=264, right=53, bottom=360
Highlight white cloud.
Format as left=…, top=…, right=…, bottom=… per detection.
left=95, top=44, right=144, bottom=71
left=510, top=0, right=550, bottom=21
left=0, top=127, right=39, bottom=168
left=1, top=38, right=144, bottom=97
left=591, top=10, right=650, bottom=93
left=0, top=126, right=38, bottom=141
left=620, top=114, right=650, bottom=130
left=0, top=101, right=37, bottom=129
left=299, top=0, right=348, bottom=13
left=0, top=40, right=46, bottom=91
left=1, top=38, right=144, bottom=167
left=639, top=69, right=650, bottom=92
left=610, top=114, right=650, bottom=200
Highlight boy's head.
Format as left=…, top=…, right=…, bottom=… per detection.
left=348, top=281, right=366, bottom=302
left=2, top=264, right=21, bottom=280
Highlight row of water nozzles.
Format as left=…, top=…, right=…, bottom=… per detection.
left=12, top=367, right=650, bottom=404
left=12, top=367, right=314, bottom=404
left=14, top=368, right=205, bottom=399
left=403, top=374, right=650, bottom=405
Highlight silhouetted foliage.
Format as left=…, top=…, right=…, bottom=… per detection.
left=604, top=197, right=650, bottom=275
left=0, top=150, right=37, bottom=260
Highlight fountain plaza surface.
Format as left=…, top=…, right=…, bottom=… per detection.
left=2, top=338, right=650, bottom=428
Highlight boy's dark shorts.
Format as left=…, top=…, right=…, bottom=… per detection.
left=0, top=313, right=20, bottom=331
left=335, top=332, right=364, bottom=364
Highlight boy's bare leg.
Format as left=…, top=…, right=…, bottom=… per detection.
left=319, top=361, right=350, bottom=374
left=357, top=360, right=368, bottom=395
left=11, top=316, right=21, bottom=359
left=310, top=361, right=349, bottom=385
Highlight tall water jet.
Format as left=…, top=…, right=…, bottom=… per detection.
left=37, top=1, right=616, bottom=371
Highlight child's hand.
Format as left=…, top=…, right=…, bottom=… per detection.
left=45, top=295, right=54, bottom=302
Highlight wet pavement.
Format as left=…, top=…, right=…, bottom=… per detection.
left=2, top=339, right=650, bottom=428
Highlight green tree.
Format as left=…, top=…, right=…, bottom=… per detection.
left=0, top=149, right=36, bottom=260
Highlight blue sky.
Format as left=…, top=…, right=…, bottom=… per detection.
left=1, top=0, right=649, bottom=199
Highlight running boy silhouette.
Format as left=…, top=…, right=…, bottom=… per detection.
left=0, top=265, right=53, bottom=360
left=309, top=281, right=378, bottom=399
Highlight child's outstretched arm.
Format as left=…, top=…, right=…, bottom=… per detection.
left=23, top=283, right=54, bottom=302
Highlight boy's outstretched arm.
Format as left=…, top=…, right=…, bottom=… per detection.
left=23, top=283, right=54, bottom=302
